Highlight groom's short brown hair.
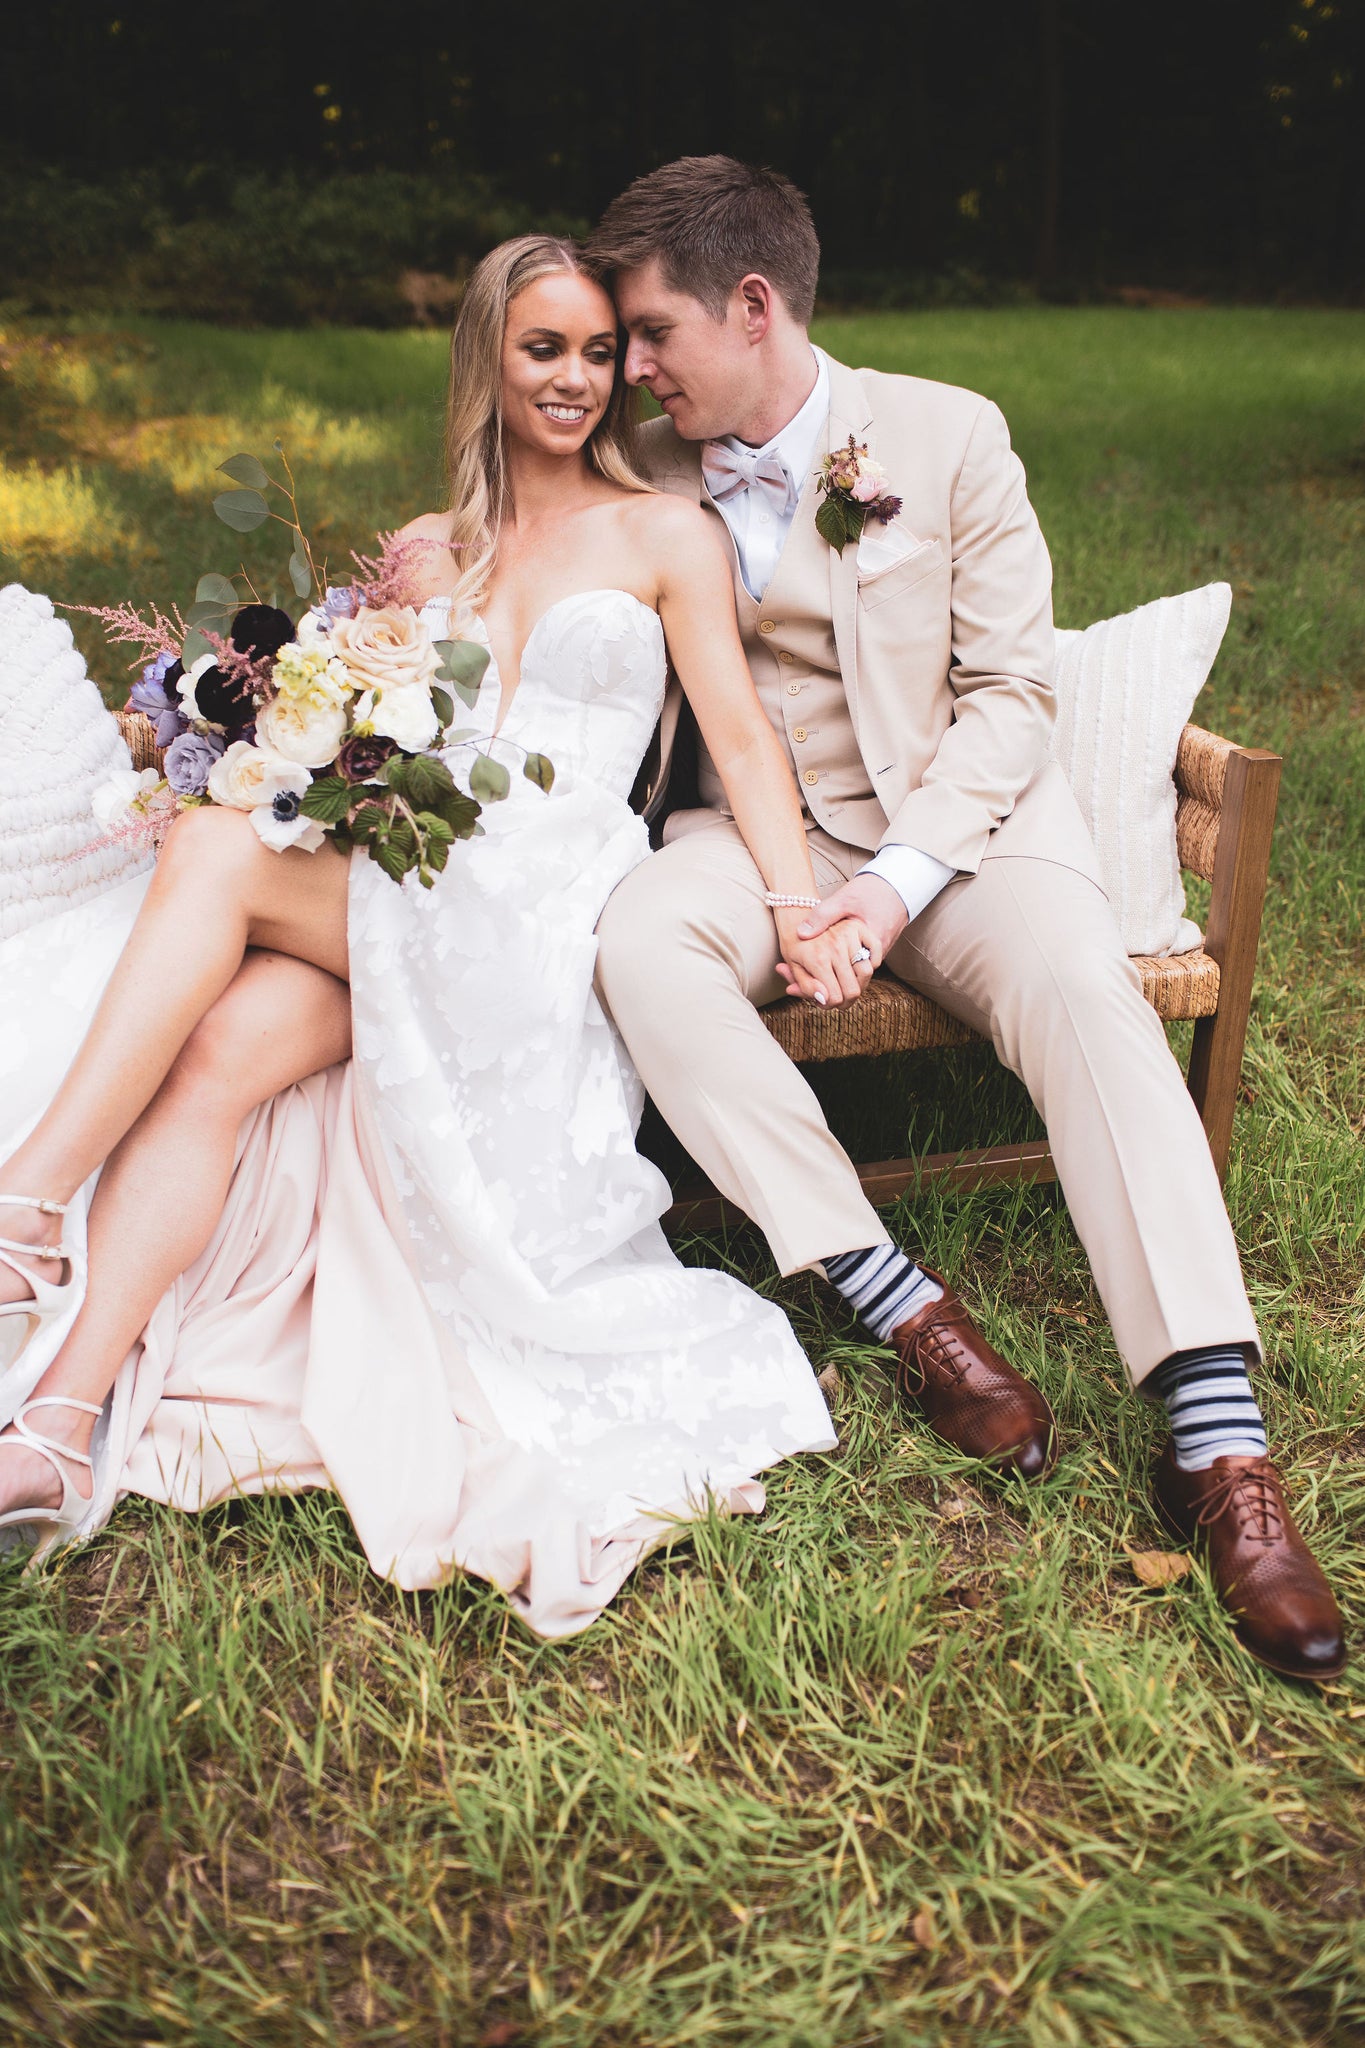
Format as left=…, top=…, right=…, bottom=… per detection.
left=587, top=156, right=820, bottom=325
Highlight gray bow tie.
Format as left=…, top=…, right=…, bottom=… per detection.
left=701, top=442, right=799, bottom=519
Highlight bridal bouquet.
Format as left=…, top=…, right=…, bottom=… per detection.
left=82, top=446, right=552, bottom=888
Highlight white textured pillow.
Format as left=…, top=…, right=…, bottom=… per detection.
left=0, top=584, right=153, bottom=942
left=1050, top=582, right=1231, bottom=958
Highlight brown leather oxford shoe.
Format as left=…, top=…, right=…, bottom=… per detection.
left=1153, top=1443, right=1347, bottom=1682
left=886, top=1272, right=1057, bottom=1481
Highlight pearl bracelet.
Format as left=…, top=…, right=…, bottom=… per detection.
left=763, top=891, right=822, bottom=910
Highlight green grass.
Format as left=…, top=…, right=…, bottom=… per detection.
left=1, top=309, right=1363, bottom=2046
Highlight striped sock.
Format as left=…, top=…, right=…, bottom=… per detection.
left=824, top=1244, right=944, bottom=1344
left=1151, top=1346, right=1268, bottom=1471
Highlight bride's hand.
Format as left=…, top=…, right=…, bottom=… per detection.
left=774, top=915, right=881, bottom=1008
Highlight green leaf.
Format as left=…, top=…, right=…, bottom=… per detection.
left=423, top=832, right=451, bottom=873
left=845, top=502, right=868, bottom=545
left=434, top=789, right=482, bottom=839
left=415, top=810, right=455, bottom=842
left=218, top=453, right=271, bottom=490
left=186, top=598, right=232, bottom=631
left=181, top=628, right=212, bottom=666
left=390, top=817, right=418, bottom=863
left=431, top=686, right=455, bottom=731
left=469, top=753, right=510, bottom=802
left=301, top=775, right=354, bottom=825
left=814, top=494, right=850, bottom=552
left=372, top=834, right=409, bottom=884
left=213, top=489, right=270, bottom=533
left=446, top=725, right=480, bottom=743
left=388, top=753, right=457, bottom=810
left=272, top=437, right=284, bottom=453
left=522, top=752, right=555, bottom=793
left=352, top=802, right=392, bottom=840
left=195, top=573, right=238, bottom=607
left=288, top=546, right=311, bottom=600
left=434, top=638, right=491, bottom=708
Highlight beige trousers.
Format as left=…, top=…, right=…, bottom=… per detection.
left=595, top=815, right=1260, bottom=1387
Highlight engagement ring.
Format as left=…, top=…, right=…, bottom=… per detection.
left=851, top=945, right=872, bottom=965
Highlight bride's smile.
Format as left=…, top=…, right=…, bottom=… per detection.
left=502, top=272, right=619, bottom=456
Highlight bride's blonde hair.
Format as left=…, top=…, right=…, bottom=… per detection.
left=443, top=235, right=649, bottom=609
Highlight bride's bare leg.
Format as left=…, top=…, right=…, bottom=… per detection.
left=0, top=806, right=349, bottom=1305
left=0, top=949, right=351, bottom=1514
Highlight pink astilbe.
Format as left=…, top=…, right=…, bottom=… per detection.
left=348, top=532, right=457, bottom=611
left=202, top=630, right=278, bottom=706
left=66, top=784, right=183, bottom=863
left=63, top=599, right=189, bottom=670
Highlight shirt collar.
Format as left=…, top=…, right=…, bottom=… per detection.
left=723, top=347, right=829, bottom=489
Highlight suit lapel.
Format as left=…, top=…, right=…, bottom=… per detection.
left=821, top=357, right=873, bottom=737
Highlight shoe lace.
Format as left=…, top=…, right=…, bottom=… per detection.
left=902, top=1298, right=971, bottom=1389
left=1194, top=1456, right=1285, bottom=1547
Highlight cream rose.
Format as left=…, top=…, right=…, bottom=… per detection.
left=256, top=691, right=349, bottom=769
left=329, top=605, right=441, bottom=699
left=207, top=739, right=312, bottom=813
left=366, top=682, right=439, bottom=753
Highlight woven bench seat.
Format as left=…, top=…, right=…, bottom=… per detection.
left=763, top=946, right=1220, bottom=1065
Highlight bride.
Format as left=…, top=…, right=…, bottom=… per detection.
left=0, top=236, right=876, bottom=1636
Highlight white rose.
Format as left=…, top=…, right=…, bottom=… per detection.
left=367, top=682, right=439, bottom=753
left=256, top=692, right=349, bottom=769
left=207, top=739, right=312, bottom=812
left=251, top=809, right=327, bottom=853
left=92, top=766, right=161, bottom=826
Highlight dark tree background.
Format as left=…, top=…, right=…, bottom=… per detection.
left=2, top=0, right=1361, bottom=301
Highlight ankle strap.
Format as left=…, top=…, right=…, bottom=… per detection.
left=0, top=1235, right=70, bottom=1261
left=0, top=1196, right=66, bottom=1216
left=12, top=1397, right=101, bottom=1471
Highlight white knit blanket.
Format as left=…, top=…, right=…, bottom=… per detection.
left=0, top=584, right=154, bottom=941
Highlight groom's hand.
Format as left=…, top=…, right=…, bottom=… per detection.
left=799, top=874, right=909, bottom=960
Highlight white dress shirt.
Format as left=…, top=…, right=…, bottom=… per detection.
left=708, top=350, right=956, bottom=930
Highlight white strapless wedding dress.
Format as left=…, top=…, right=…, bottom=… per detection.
left=0, top=585, right=834, bottom=1637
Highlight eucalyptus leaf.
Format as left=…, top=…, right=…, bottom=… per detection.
left=218, top=453, right=271, bottom=490
left=434, top=638, right=490, bottom=708
left=181, top=628, right=212, bottom=666
left=288, top=546, right=311, bottom=599
left=522, top=752, right=555, bottom=793
left=469, top=753, right=510, bottom=802
left=195, top=573, right=238, bottom=607
left=431, top=686, right=455, bottom=731
left=186, top=598, right=233, bottom=631
left=213, top=488, right=270, bottom=533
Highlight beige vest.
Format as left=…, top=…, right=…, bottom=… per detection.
left=694, top=473, right=890, bottom=853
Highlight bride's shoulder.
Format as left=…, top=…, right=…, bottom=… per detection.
left=396, top=510, right=455, bottom=545
left=621, top=489, right=710, bottom=551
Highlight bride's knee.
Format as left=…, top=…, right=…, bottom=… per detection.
left=157, top=803, right=263, bottom=891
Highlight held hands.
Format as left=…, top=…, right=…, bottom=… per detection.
left=774, top=873, right=910, bottom=1009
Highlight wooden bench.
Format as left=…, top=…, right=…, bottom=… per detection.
left=114, top=709, right=1281, bottom=1224
left=664, top=725, right=1282, bottom=1230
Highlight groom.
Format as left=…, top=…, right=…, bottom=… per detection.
left=587, top=156, right=1344, bottom=1682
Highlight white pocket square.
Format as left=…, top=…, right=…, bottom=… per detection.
left=856, top=521, right=924, bottom=579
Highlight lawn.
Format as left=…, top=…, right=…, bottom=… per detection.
left=0, top=309, right=1362, bottom=2047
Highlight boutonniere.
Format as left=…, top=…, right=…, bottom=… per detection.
left=813, top=436, right=904, bottom=552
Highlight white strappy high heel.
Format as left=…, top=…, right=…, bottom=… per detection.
left=0, top=1395, right=100, bottom=1564
left=0, top=1195, right=77, bottom=1372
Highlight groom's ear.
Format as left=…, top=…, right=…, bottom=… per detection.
left=735, top=274, right=777, bottom=344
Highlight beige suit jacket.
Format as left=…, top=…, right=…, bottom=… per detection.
left=640, top=354, right=1064, bottom=876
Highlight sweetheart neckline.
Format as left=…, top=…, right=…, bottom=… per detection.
left=421, top=587, right=661, bottom=739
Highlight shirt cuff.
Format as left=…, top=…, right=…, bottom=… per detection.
left=862, top=844, right=956, bottom=925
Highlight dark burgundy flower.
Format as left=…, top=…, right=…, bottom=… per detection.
left=230, top=605, right=295, bottom=659
left=192, top=664, right=256, bottom=734
left=337, top=733, right=397, bottom=782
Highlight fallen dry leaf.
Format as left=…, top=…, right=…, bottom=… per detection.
left=816, top=1362, right=841, bottom=1401
left=911, top=1903, right=938, bottom=1948
left=1127, top=1548, right=1193, bottom=1588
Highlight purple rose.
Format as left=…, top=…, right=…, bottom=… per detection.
left=154, top=705, right=190, bottom=748
left=164, top=729, right=226, bottom=796
left=129, top=649, right=181, bottom=719
left=321, top=585, right=358, bottom=622
left=337, top=733, right=396, bottom=782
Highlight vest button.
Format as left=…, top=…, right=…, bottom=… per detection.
left=802, top=769, right=819, bottom=786
left=779, top=649, right=795, bottom=663
left=758, top=619, right=776, bottom=635
left=793, top=727, right=808, bottom=743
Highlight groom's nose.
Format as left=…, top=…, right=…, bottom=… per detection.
left=624, top=337, right=653, bottom=386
